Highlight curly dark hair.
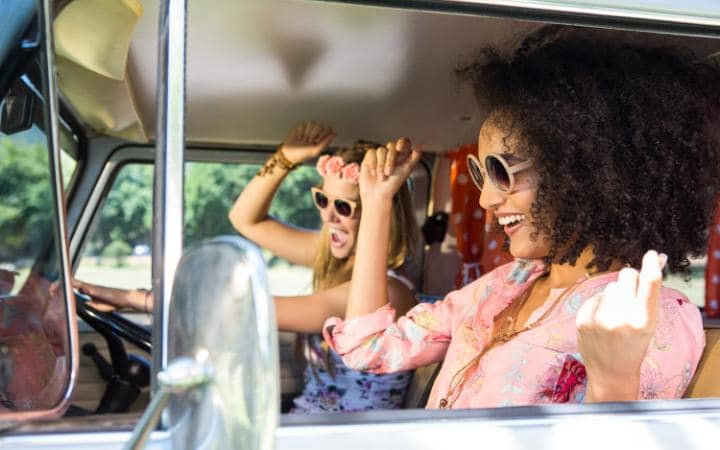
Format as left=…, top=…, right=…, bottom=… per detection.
left=458, top=26, right=720, bottom=273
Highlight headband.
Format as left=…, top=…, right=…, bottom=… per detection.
left=316, top=155, right=360, bottom=184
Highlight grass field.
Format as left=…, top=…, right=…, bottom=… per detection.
left=75, top=255, right=313, bottom=296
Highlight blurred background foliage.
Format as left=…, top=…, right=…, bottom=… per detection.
left=0, top=135, right=53, bottom=262
left=84, top=161, right=321, bottom=262
left=0, top=130, right=321, bottom=267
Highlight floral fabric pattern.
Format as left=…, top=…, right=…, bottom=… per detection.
left=324, top=260, right=705, bottom=409
left=291, top=334, right=411, bottom=413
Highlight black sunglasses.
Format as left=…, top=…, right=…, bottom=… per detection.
left=311, top=187, right=360, bottom=218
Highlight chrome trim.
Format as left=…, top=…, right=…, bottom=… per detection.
left=1, top=430, right=173, bottom=449
left=125, top=358, right=213, bottom=450
left=1, top=0, right=81, bottom=429
left=160, top=237, right=279, bottom=449
left=0, top=0, right=83, bottom=426
left=440, top=0, right=720, bottom=27
left=39, top=0, right=80, bottom=416
left=213, top=236, right=280, bottom=450
left=151, top=0, right=188, bottom=399
left=324, top=0, right=720, bottom=34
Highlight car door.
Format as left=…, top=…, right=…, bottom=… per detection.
left=3, top=1, right=720, bottom=449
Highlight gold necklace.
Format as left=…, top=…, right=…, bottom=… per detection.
left=438, top=272, right=596, bottom=409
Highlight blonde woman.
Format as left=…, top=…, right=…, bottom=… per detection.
left=76, top=122, right=420, bottom=413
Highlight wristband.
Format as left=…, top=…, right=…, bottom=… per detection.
left=138, top=288, right=150, bottom=313
left=274, top=148, right=299, bottom=171
left=257, top=149, right=299, bottom=176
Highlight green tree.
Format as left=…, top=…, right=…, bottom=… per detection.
left=0, top=136, right=54, bottom=261
left=184, top=163, right=321, bottom=246
left=86, top=161, right=322, bottom=257
left=102, top=239, right=133, bottom=267
left=88, top=164, right=152, bottom=255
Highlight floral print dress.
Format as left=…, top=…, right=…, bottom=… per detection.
left=291, top=334, right=412, bottom=413
left=323, top=260, right=705, bottom=409
left=291, top=271, right=415, bottom=413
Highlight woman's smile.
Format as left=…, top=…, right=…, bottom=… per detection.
left=497, top=213, right=527, bottom=236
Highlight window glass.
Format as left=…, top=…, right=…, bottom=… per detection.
left=76, top=160, right=320, bottom=297
left=76, top=163, right=153, bottom=290
left=0, top=124, right=54, bottom=293
left=60, top=148, right=77, bottom=189
left=185, top=161, right=320, bottom=296
left=0, top=86, right=71, bottom=414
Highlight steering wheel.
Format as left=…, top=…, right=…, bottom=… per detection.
left=74, top=289, right=151, bottom=353
left=74, top=290, right=151, bottom=413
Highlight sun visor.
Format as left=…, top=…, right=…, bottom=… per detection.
left=54, top=0, right=147, bottom=142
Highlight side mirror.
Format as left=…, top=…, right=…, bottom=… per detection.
left=0, top=80, right=35, bottom=135
left=125, top=237, right=279, bottom=450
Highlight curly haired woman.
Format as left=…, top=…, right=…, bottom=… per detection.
left=324, top=27, right=720, bottom=408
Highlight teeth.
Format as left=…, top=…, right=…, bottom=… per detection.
left=498, top=214, right=526, bottom=226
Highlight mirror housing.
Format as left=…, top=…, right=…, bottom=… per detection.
left=0, top=80, right=35, bottom=135
left=126, top=236, right=279, bottom=450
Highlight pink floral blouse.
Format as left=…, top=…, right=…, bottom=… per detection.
left=323, top=260, right=705, bottom=409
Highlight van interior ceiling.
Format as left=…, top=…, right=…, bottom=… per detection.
left=56, top=0, right=720, bottom=152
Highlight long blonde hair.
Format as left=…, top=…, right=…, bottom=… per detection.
left=312, top=143, right=419, bottom=291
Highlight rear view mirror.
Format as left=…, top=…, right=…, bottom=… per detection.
left=126, top=236, right=279, bottom=450
left=0, top=80, right=35, bottom=135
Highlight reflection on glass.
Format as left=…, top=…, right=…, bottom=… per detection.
left=60, top=149, right=76, bottom=189
left=0, top=122, right=69, bottom=413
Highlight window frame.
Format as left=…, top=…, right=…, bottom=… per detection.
left=0, top=0, right=80, bottom=426
left=323, top=0, right=720, bottom=36
left=70, top=144, right=432, bottom=274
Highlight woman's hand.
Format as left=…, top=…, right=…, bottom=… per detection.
left=74, top=278, right=124, bottom=312
left=73, top=278, right=150, bottom=312
left=280, top=121, right=336, bottom=164
left=576, top=250, right=667, bottom=402
left=359, top=138, right=422, bottom=204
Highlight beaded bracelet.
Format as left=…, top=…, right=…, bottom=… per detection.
left=257, top=149, right=299, bottom=176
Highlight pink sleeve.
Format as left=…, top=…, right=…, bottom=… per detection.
left=639, top=289, right=705, bottom=399
left=323, top=281, right=482, bottom=374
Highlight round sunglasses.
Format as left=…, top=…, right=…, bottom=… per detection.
left=466, top=153, right=534, bottom=193
left=310, top=187, right=360, bottom=218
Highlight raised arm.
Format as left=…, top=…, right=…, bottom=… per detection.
left=275, top=276, right=413, bottom=333
left=228, top=122, right=335, bottom=266
left=345, top=139, right=422, bottom=319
